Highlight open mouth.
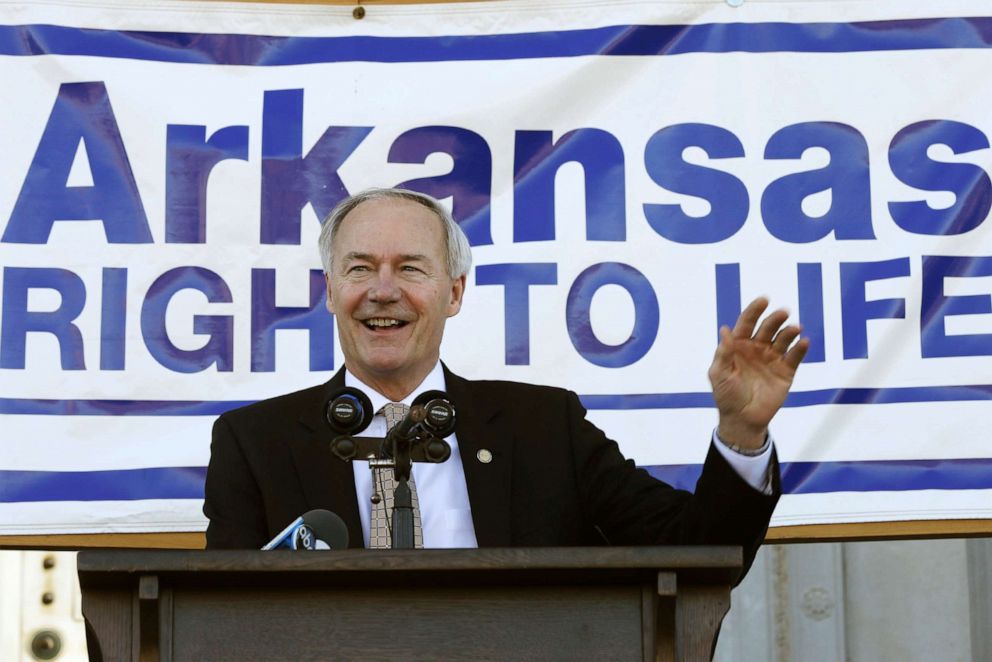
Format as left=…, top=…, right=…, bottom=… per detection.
left=362, top=317, right=408, bottom=331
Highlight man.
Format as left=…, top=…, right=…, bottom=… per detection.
left=204, top=188, right=808, bottom=572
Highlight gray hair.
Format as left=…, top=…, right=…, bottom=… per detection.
left=318, top=188, right=473, bottom=279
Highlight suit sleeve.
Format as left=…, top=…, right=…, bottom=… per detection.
left=202, top=414, right=270, bottom=549
left=566, top=390, right=779, bottom=579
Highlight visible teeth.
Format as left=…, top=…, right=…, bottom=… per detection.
left=365, top=318, right=402, bottom=328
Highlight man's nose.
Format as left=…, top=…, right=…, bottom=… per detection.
left=367, top=268, right=401, bottom=302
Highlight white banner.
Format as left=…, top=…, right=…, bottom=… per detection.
left=1, top=0, right=990, bottom=534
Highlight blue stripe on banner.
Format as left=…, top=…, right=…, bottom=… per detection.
left=4, top=385, right=990, bottom=416
left=582, top=384, right=992, bottom=410
left=650, top=457, right=992, bottom=493
left=0, top=18, right=990, bottom=65
left=0, top=467, right=206, bottom=503
left=3, top=458, right=991, bottom=502
left=0, top=399, right=254, bottom=416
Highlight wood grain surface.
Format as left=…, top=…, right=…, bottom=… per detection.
left=3, top=519, right=991, bottom=550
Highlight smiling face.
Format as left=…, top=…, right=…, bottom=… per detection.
left=325, top=197, right=466, bottom=401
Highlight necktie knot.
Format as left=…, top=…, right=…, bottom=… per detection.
left=380, top=402, right=409, bottom=433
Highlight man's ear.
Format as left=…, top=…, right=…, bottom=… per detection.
left=446, top=274, right=467, bottom=317
left=324, top=272, right=335, bottom=313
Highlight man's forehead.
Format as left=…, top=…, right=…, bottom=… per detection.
left=334, top=198, right=445, bottom=260
left=338, top=198, right=441, bottom=234
left=346, top=196, right=437, bottom=222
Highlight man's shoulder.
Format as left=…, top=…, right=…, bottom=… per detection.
left=456, top=376, right=567, bottom=395
left=446, top=371, right=576, bottom=408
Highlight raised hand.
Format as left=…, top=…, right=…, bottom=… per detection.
left=708, top=297, right=809, bottom=450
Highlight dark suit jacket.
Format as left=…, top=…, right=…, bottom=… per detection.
left=204, top=366, right=780, bottom=573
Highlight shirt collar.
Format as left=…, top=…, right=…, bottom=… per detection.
left=344, top=361, right=447, bottom=413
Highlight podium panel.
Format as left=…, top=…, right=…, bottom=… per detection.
left=78, top=547, right=741, bottom=661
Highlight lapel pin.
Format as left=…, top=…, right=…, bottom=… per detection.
left=476, top=449, right=493, bottom=464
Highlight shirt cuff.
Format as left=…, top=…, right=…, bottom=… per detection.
left=711, top=429, right=774, bottom=495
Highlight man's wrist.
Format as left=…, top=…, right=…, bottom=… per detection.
left=710, top=429, right=775, bottom=494
left=715, top=428, right=770, bottom=456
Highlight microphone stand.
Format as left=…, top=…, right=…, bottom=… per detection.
left=391, top=481, right=415, bottom=549
left=385, top=406, right=425, bottom=550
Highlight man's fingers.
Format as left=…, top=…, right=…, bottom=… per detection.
left=771, top=325, right=801, bottom=354
left=732, top=297, right=769, bottom=338
left=784, top=337, right=811, bottom=370
left=754, top=309, right=789, bottom=344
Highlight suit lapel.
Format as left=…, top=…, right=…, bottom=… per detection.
left=289, top=368, right=365, bottom=548
left=445, top=367, right=514, bottom=547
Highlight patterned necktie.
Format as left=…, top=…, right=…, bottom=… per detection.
left=369, top=402, right=424, bottom=549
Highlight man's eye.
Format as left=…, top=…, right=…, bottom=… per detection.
left=347, top=265, right=370, bottom=273
left=402, top=265, right=424, bottom=273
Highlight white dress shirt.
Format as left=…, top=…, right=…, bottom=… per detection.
left=349, top=362, right=773, bottom=548
left=348, top=363, right=478, bottom=549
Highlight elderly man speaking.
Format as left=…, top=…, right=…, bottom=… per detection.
left=204, top=187, right=808, bottom=575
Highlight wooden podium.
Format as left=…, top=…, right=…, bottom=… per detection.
left=78, top=547, right=742, bottom=661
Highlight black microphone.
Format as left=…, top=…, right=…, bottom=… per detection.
left=387, top=390, right=457, bottom=443
left=325, top=387, right=373, bottom=435
left=261, top=509, right=349, bottom=550
left=381, top=391, right=457, bottom=464
left=412, top=390, right=457, bottom=437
